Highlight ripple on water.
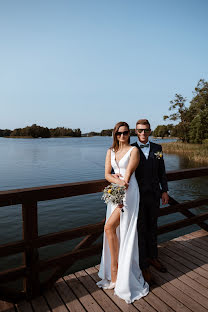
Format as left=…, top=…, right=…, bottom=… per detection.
left=0, top=137, right=207, bottom=272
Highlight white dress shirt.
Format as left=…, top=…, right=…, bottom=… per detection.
left=137, top=140, right=150, bottom=160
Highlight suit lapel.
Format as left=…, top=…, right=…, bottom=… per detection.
left=148, top=142, right=154, bottom=159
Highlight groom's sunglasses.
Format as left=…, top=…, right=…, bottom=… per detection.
left=136, top=129, right=151, bottom=134
left=116, top=131, right=129, bottom=136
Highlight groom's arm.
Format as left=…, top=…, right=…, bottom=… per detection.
left=158, top=145, right=168, bottom=193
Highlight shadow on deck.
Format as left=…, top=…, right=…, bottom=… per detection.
left=1, top=229, right=208, bottom=312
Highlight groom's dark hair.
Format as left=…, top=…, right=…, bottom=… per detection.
left=136, top=119, right=151, bottom=129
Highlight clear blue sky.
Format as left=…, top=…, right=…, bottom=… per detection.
left=0, top=0, right=208, bottom=132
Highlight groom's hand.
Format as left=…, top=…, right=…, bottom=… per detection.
left=162, top=192, right=169, bottom=205
left=112, top=173, right=123, bottom=179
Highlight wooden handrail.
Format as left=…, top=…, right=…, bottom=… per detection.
left=0, top=166, right=208, bottom=302
left=0, top=167, right=208, bottom=207
left=159, top=198, right=208, bottom=216
left=158, top=212, right=208, bottom=235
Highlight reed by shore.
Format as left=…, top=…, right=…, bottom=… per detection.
left=161, top=142, right=208, bottom=164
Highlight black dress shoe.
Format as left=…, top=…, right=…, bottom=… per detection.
left=142, top=268, right=152, bottom=284
left=149, top=258, right=167, bottom=273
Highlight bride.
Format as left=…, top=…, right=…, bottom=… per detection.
left=97, top=121, right=149, bottom=303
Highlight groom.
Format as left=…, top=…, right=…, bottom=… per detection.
left=132, top=119, right=169, bottom=284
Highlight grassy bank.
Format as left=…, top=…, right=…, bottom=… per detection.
left=161, top=142, right=208, bottom=164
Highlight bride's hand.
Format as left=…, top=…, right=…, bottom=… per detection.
left=112, top=173, right=123, bottom=179
left=124, top=181, right=129, bottom=189
left=117, top=179, right=129, bottom=189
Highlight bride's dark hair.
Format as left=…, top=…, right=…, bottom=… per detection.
left=111, top=121, right=130, bottom=152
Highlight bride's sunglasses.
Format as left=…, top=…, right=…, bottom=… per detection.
left=116, top=131, right=129, bottom=136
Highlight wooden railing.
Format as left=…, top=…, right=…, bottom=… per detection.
left=0, top=167, right=208, bottom=303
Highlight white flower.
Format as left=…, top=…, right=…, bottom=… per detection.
left=154, top=151, right=163, bottom=159
left=101, top=183, right=126, bottom=206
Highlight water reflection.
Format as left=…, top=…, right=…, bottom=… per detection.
left=0, top=137, right=207, bottom=273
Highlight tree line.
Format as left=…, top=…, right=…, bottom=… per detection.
left=2, top=79, right=207, bottom=142
left=87, top=129, right=137, bottom=137
left=0, top=126, right=136, bottom=138
left=0, top=124, right=81, bottom=138
left=153, top=79, right=208, bottom=143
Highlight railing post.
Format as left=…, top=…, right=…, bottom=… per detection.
left=22, top=201, right=40, bottom=299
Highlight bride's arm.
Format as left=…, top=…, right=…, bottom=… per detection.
left=124, top=148, right=140, bottom=183
left=105, top=149, right=127, bottom=186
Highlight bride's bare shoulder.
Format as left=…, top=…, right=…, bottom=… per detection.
left=130, top=146, right=139, bottom=157
left=106, top=148, right=112, bottom=156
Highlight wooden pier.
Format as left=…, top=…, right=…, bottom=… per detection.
left=0, top=167, right=208, bottom=311
left=0, top=229, right=208, bottom=312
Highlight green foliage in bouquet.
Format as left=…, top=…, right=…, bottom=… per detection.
left=102, top=183, right=126, bottom=205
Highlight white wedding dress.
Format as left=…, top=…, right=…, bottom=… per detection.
left=97, top=147, right=149, bottom=303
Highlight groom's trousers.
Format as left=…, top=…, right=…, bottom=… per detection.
left=137, top=191, right=160, bottom=270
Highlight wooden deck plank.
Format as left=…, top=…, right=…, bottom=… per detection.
left=93, top=265, right=160, bottom=312
left=144, top=292, right=174, bottom=312
left=133, top=298, right=158, bottom=312
left=177, top=274, right=208, bottom=298
left=189, top=229, right=208, bottom=239
left=0, top=301, right=16, bottom=312
left=173, top=235, right=208, bottom=261
left=63, top=273, right=103, bottom=312
left=176, top=236, right=208, bottom=258
left=159, top=256, right=208, bottom=303
left=159, top=248, right=208, bottom=288
left=164, top=240, right=208, bottom=271
left=55, top=278, right=86, bottom=312
left=181, top=232, right=208, bottom=249
left=85, top=266, right=140, bottom=312
left=75, top=269, right=121, bottom=312
left=94, top=265, right=159, bottom=312
left=151, top=268, right=206, bottom=312
left=187, top=233, right=208, bottom=248
left=31, top=296, right=51, bottom=312
left=1, top=229, right=208, bottom=312
left=86, top=266, right=158, bottom=312
left=16, top=300, right=33, bottom=312
left=151, top=284, right=191, bottom=312
left=169, top=276, right=208, bottom=310
left=44, top=287, right=68, bottom=312
left=156, top=255, right=208, bottom=310
left=159, top=244, right=208, bottom=280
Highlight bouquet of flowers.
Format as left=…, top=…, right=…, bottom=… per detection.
left=101, top=183, right=126, bottom=206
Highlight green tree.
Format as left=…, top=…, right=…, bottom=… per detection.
left=164, top=79, right=208, bottom=143
left=153, top=125, right=169, bottom=138
left=189, top=108, right=208, bottom=143
left=163, top=94, right=190, bottom=142
left=130, top=129, right=137, bottom=136
left=11, top=128, right=21, bottom=136
left=29, top=124, right=51, bottom=138
left=0, top=129, right=11, bottom=136
left=189, top=79, right=208, bottom=114
left=101, top=129, right=113, bottom=136
left=87, top=131, right=100, bottom=136
left=187, top=79, right=208, bottom=143
left=73, top=128, right=81, bottom=137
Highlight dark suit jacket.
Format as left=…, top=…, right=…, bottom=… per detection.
left=131, top=141, right=168, bottom=196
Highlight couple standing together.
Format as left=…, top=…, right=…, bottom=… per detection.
left=97, top=119, right=169, bottom=303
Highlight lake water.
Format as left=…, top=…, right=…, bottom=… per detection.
left=0, top=136, right=208, bottom=275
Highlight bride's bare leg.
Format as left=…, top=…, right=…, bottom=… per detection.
left=104, top=207, right=120, bottom=283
